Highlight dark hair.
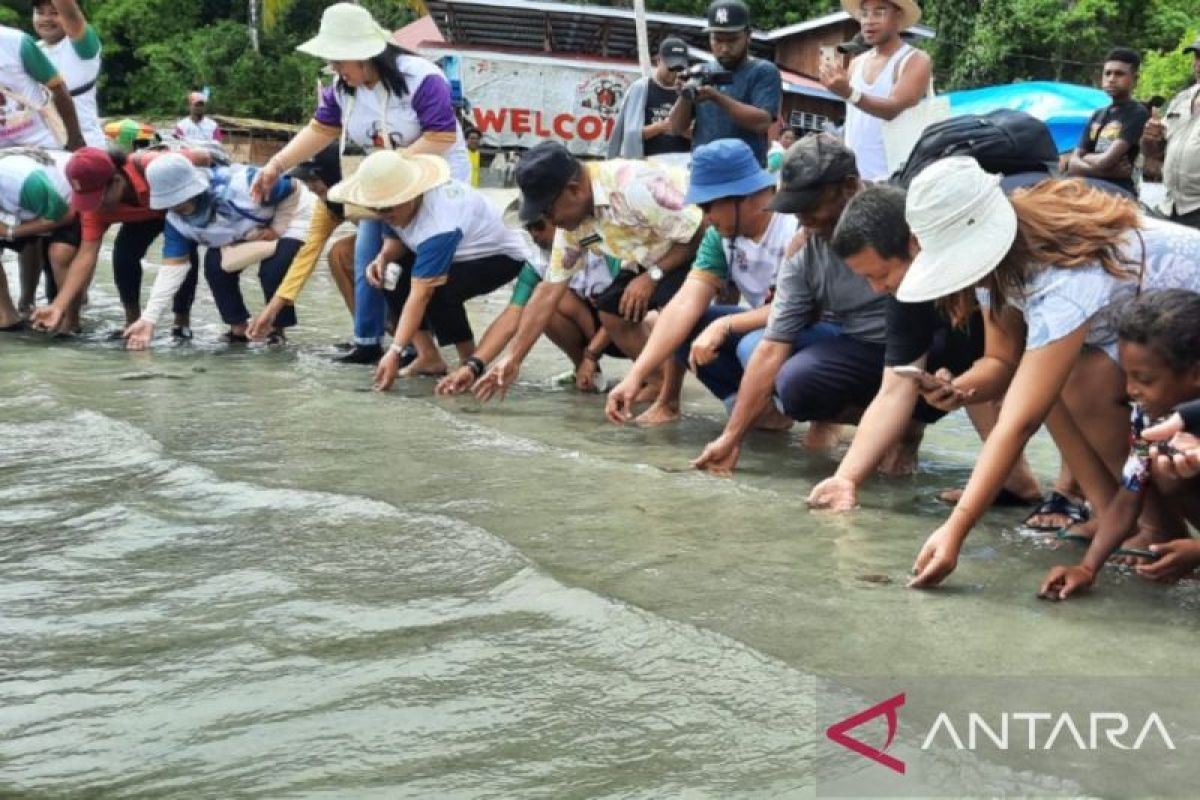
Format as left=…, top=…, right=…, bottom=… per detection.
left=1105, top=47, right=1141, bottom=72
left=336, top=44, right=418, bottom=99
left=465, top=128, right=481, bottom=138
left=831, top=184, right=911, bottom=261
left=1118, top=290, right=1200, bottom=372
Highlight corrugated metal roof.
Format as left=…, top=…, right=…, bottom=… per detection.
left=761, top=10, right=935, bottom=42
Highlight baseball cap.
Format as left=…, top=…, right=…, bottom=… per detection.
left=65, top=147, right=118, bottom=212
left=659, top=37, right=690, bottom=71
left=769, top=133, right=859, bottom=213
left=515, top=141, right=580, bottom=224
left=704, top=0, right=751, bottom=33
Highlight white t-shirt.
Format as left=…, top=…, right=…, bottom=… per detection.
left=0, top=26, right=61, bottom=149
left=175, top=116, right=221, bottom=141
left=0, top=151, right=72, bottom=222
left=386, top=181, right=531, bottom=267
left=694, top=212, right=799, bottom=307
left=38, top=28, right=103, bottom=148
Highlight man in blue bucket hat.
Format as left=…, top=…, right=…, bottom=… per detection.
left=607, top=137, right=797, bottom=429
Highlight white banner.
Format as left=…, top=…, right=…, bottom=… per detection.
left=434, top=51, right=639, bottom=156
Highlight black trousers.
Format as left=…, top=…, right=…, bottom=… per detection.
left=386, top=253, right=524, bottom=345
left=112, top=218, right=200, bottom=315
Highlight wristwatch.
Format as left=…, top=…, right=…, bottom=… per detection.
left=647, top=265, right=664, bottom=282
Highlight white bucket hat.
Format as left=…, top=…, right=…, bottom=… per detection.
left=146, top=153, right=211, bottom=210
left=327, top=150, right=450, bottom=209
left=842, top=0, right=922, bottom=31
left=896, top=156, right=1018, bottom=303
left=296, top=2, right=391, bottom=61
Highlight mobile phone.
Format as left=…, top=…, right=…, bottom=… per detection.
left=820, top=45, right=838, bottom=70
left=892, top=365, right=940, bottom=388
left=1114, top=547, right=1160, bottom=561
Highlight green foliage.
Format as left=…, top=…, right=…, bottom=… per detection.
left=1138, top=29, right=1198, bottom=100
left=0, top=6, right=21, bottom=27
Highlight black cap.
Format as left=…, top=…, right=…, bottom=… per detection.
left=769, top=133, right=858, bottom=213
left=289, top=141, right=342, bottom=186
left=704, top=0, right=751, bottom=33
left=515, top=141, right=580, bottom=224
left=659, top=37, right=689, bottom=70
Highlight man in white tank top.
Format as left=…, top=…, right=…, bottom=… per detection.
left=820, top=0, right=931, bottom=181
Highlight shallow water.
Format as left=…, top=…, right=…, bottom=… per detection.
left=2, top=236, right=1198, bottom=798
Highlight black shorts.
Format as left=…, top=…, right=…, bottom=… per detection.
left=580, top=294, right=630, bottom=359
left=593, top=266, right=688, bottom=318
left=0, top=217, right=83, bottom=253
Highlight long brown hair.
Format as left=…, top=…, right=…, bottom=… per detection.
left=940, top=179, right=1142, bottom=325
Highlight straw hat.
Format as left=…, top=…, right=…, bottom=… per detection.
left=327, top=150, right=450, bottom=209
left=841, top=0, right=922, bottom=31
left=296, top=2, right=391, bottom=61
left=896, top=156, right=1018, bottom=304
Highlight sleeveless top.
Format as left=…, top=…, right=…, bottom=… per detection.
left=843, top=43, right=914, bottom=181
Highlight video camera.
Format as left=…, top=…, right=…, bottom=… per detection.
left=678, top=64, right=734, bottom=101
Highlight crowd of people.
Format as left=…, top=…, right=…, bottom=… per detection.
left=3, top=0, right=1199, bottom=596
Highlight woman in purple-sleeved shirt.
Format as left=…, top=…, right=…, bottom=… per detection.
left=249, top=2, right=470, bottom=364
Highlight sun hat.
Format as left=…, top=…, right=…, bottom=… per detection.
left=65, top=147, right=117, bottom=212
left=895, top=156, right=1018, bottom=303
left=146, top=153, right=211, bottom=210
left=769, top=133, right=858, bottom=213
left=327, top=150, right=450, bottom=209
left=685, top=139, right=776, bottom=206
left=515, top=141, right=580, bottom=224
left=296, top=2, right=391, bottom=61
left=841, top=0, right=922, bottom=31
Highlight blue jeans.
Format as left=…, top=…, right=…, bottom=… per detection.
left=675, top=306, right=841, bottom=408
left=352, top=219, right=388, bottom=345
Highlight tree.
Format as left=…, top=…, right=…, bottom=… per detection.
left=1139, top=28, right=1199, bottom=100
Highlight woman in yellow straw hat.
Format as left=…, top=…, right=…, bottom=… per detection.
left=250, top=2, right=470, bottom=366
left=327, top=150, right=529, bottom=390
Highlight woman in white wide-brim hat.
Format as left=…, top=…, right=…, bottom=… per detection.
left=326, top=150, right=529, bottom=391
left=250, top=2, right=470, bottom=366
left=122, top=153, right=314, bottom=350
left=895, top=156, right=1200, bottom=588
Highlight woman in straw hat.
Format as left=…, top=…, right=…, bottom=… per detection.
left=250, top=2, right=469, bottom=366
left=894, top=156, right=1200, bottom=588
left=121, top=154, right=314, bottom=349
left=326, top=150, right=528, bottom=390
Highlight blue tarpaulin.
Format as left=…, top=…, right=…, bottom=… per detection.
left=945, top=81, right=1110, bottom=153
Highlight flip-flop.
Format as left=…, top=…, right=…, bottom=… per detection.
left=1054, top=527, right=1093, bottom=546
left=1023, top=490, right=1090, bottom=532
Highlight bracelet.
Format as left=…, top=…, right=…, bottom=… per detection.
left=464, top=356, right=486, bottom=377
left=388, top=342, right=407, bottom=356
left=848, top=88, right=864, bottom=106
left=583, top=349, right=602, bottom=363
left=724, top=317, right=735, bottom=338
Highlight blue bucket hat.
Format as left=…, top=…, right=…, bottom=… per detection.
left=684, top=139, right=777, bottom=206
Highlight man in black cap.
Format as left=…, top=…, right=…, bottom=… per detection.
left=608, top=37, right=692, bottom=160
left=690, top=134, right=891, bottom=476
left=472, top=141, right=704, bottom=409
left=1142, top=36, right=1200, bottom=229
left=667, top=0, right=781, bottom=166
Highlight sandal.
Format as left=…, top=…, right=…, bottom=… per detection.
left=1054, top=527, right=1093, bottom=546
left=1023, top=491, right=1090, bottom=532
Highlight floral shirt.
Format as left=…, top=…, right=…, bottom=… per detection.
left=545, top=159, right=702, bottom=284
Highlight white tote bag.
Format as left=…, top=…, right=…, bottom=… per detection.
left=882, top=62, right=950, bottom=175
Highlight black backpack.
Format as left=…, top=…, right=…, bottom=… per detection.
left=891, top=109, right=1060, bottom=188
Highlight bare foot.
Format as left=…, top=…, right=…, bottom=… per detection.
left=634, top=379, right=662, bottom=404
left=803, top=421, right=842, bottom=450
left=636, top=401, right=680, bottom=426
left=400, top=356, right=449, bottom=378
left=753, top=404, right=794, bottom=432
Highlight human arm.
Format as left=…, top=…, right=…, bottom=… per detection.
left=31, top=237, right=101, bottom=333
left=821, top=50, right=932, bottom=122
left=921, top=305, right=1023, bottom=411
left=124, top=250, right=192, bottom=350
left=18, top=34, right=84, bottom=150
left=52, top=0, right=90, bottom=42
left=909, top=324, right=1091, bottom=587
left=1038, top=487, right=1144, bottom=600
left=667, top=87, right=695, bottom=137
left=690, top=338, right=792, bottom=476
left=472, top=280, right=571, bottom=402
left=606, top=276, right=717, bottom=424
left=690, top=304, right=770, bottom=370
left=1067, top=139, right=1134, bottom=179
left=400, top=75, right=460, bottom=158
left=253, top=125, right=337, bottom=203
left=808, top=364, right=925, bottom=511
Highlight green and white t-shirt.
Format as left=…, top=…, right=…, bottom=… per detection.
left=0, top=152, right=73, bottom=224
left=511, top=238, right=621, bottom=308
left=39, top=24, right=103, bottom=148
left=688, top=212, right=799, bottom=307
left=0, top=26, right=63, bottom=148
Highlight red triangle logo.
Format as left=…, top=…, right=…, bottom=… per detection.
left=825, top=692, right=906, bottom=774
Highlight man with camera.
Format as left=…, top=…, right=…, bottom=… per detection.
left=667, top=0, right=781, bottom=166
left=608, top=37, right=693, bottom=160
